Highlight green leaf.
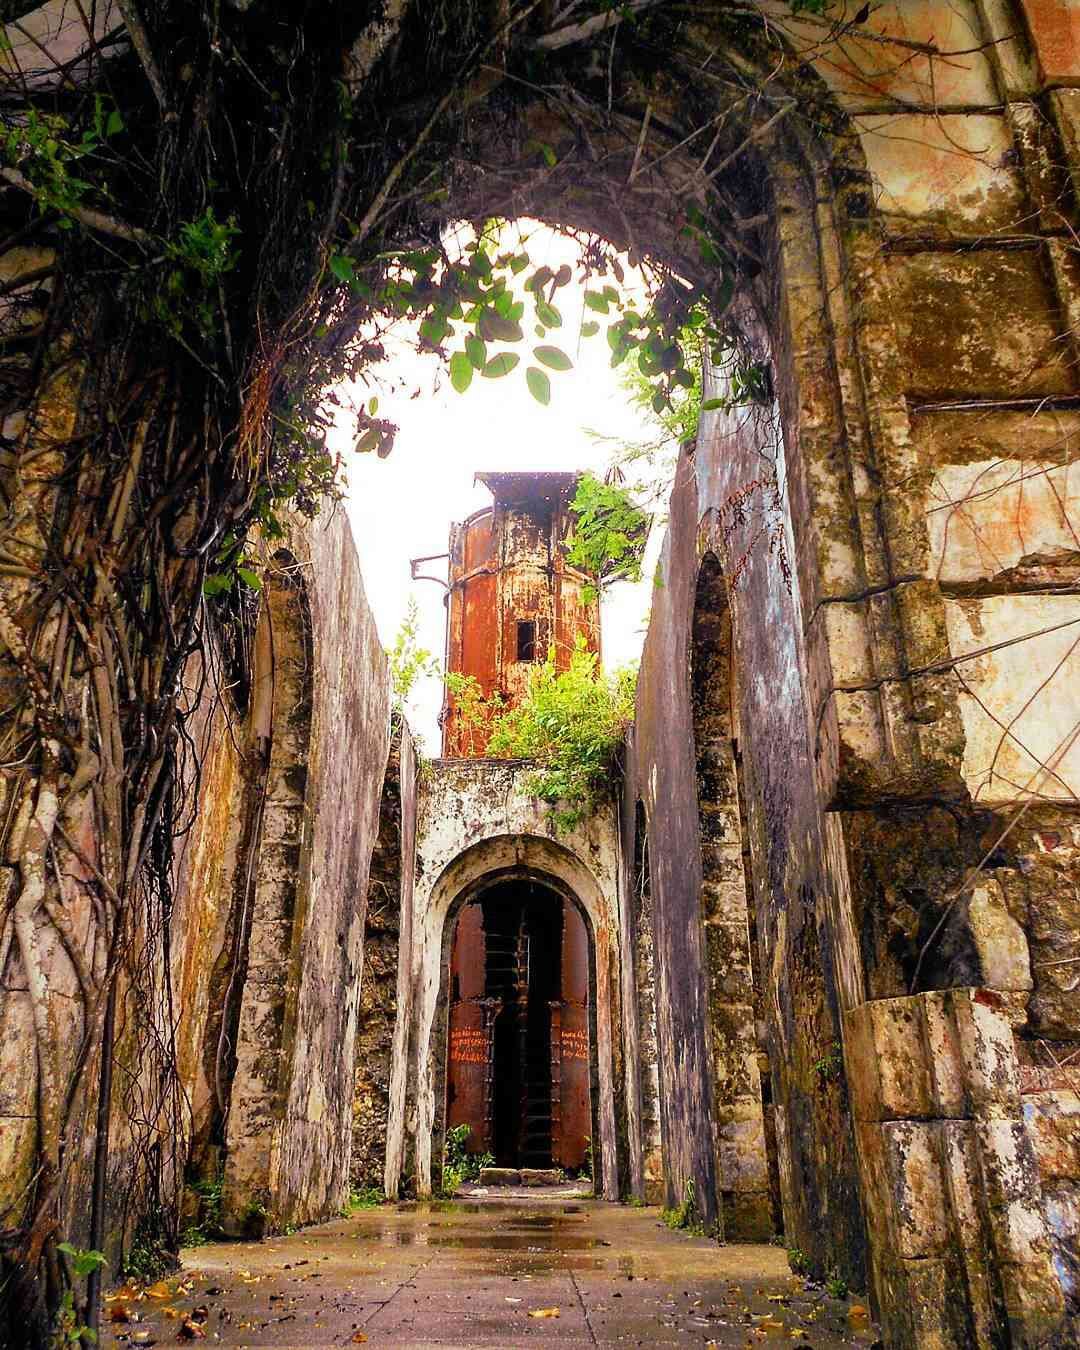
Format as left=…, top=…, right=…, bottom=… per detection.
left=700, top=398, right=726, bottom=411
left=465, top=334, right=486, bottom=369
left=329, top=254, right=354, bottom=282
left=509, top=252, right=530, bottom=274
left=533, top=345, right=572, bottom=372
left=450, top=350, right=474, bottom=393
left=369, top=396, right=379, bottom=415
left=355, top=428, right=381, bottom=452
left=526, top=366, right=552, bottom=405
left=202, top=573, right=232, bottom=597
left=237, top=567, right=262, bottom=590
left=583, top=291, right=609, bottom=314
left=526, top=266, right=553, bottom=293
left=580, top=321, right=599, bottom=337
left=105, top=108, right=124, bottom=137
left=482, top=352, right=520, bottom=379
left=535, top=300, right=562, bottom=328
left=478, top=312, right=523, bottom=343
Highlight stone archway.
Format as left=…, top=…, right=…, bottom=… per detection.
left=385, top=812, right=622, bottom=1204
left=443, top=873, right=594, bottom=1176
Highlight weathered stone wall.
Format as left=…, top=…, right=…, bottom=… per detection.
left=387, top=759, right=622, bottom=1201
left=172, top=513, right=391, bottom=1237
left=351, top=723, right=406, bottom=1190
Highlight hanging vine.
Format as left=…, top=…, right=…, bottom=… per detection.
left=0, top=0, right=1001, bottom=1341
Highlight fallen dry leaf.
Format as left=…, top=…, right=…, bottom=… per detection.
left=145, top=1281, right=173, bottom=1299
left=176, top=1319, right=206, bottom=1340
left=528, top=1307, right=560, bottom=1319
left=110, top=1303, right=132, bottom=1323
left=351, top=1334, right=368, bottom=1344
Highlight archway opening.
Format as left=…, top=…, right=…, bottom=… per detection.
left=446, top=878, right=591, bottom=1173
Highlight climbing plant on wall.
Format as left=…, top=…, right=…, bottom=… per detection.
left=0, top=0, right=991, bottom=1339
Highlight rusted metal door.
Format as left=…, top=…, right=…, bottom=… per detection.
left=447, top=903, right=494, bottom=1155
left=552, top=901, right=590, bottom=1171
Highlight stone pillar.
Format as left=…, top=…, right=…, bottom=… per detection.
left=845, top=988, right=1066, bottom=1347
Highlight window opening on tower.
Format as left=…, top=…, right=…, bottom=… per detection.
left=516, top=620, right=537, bottom=663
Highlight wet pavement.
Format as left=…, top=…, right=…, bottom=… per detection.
left=102, top=1194, right=881, bottom=1348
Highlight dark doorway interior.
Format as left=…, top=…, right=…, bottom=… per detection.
left=446, top=881, right=590, bottom=1171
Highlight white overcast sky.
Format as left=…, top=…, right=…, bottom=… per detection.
left=326, top=224, right=667, bottom=753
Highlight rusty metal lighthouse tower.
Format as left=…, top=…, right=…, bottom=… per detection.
left=441, top=471, right=601, bottom=757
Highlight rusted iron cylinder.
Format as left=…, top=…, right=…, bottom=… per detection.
left=442, top=472, right=600, bottom=757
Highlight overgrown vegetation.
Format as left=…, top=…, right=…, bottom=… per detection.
left=388, top=596, right=441, bottom=716
left=486, top=642, right=636, bottom=829
left=343, top=1186, right=385, bottom=1213
left=660, top=1179, right=706, bottom=1237
left=439, top=1125, right=494, bottom=1198
left=179, top=1176, right=225, bottom=1249
left=0, top=0, right=942, bottom=1339
left=566, top=472, right=651, bottom=599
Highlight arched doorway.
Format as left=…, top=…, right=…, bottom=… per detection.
left=446, top=879, right=591, bottom=1172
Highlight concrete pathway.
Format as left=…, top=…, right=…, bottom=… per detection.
left=103, top=1195, right=881, bottom=1348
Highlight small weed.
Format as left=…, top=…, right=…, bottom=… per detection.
left=52, top=1245, right=107, bottom=1347
left=825, top=1269, right=849, bottom=1299
left=438, top=1124, right=494, bottom=1198
left=344, top=1186, right=385, bottom=1213
left=787, top=1246, right=810, bottom=1276
left=660, top=1178, right=705, bottom=1235
left=813, top=1042, right=843, bottom=1083
left=627, top=1195, right=647, bottom=1208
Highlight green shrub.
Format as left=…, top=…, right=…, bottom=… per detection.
left=485, top=640, right=636, bottom=829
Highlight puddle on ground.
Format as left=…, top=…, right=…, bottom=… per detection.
left=429, top=1232, right=608, bottom=1250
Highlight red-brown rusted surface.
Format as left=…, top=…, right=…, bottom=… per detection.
left=446, top=903, right=492, bottom=1154
left=554, top=902, right=590, bottom=1170
left=442, top=472, right=600, bottom=757
left=445, top=886, right=592, bottom=1170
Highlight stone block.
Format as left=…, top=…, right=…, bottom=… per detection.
left=1022, top=1091, right=1080, bottom=1179
left=519, top=1168, right=562, bottom=1186
left=699, top=877, right=751, bottom=922
left=898, top=1254, right=971, bottom=1349
left=782, top=0, right=999, bottom=108
left=939, top=1120, right=988, bottom=1252
left=925, top=457, right=1080, bottom=589
left=923, top=992, right=967, bottom=1118
left=995, top=1255, right=1067, bottom=1349
left=1051, top=88, right=1080, bottom=206
left=721, top=1190, right=775, bottom=1242
left=951, top=989, right=1022, bottom=1118
left=976, top=1118, right=1044, bottom=1206
left=1020, top=0, right=1080, bottom=85
left=857, top=114, right=1025, bottom=233
left=715, top=1101, right=769, bottom=1195
left=479, top=1167, right=521, bottom=1186
left=968, top=880, right=1034, bottom=992
left=708, top=1004, right=758, bottom=1101
left=702, top=922, right=753, bottom=1002
left=944, top=595, right=1080, bottom=805
left=888, top=249, right=1076, bottom=401
left=986, top=1190, right=1057, bottom=1269
left=881, top=1120, right=951, bottom=1258
left=1040, top=1180, right=1080, bottom=1304
left=844, top=997, right=933, bottom=1121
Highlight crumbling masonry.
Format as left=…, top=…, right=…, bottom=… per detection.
left=2, top=1, right=1080, bottom=1347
